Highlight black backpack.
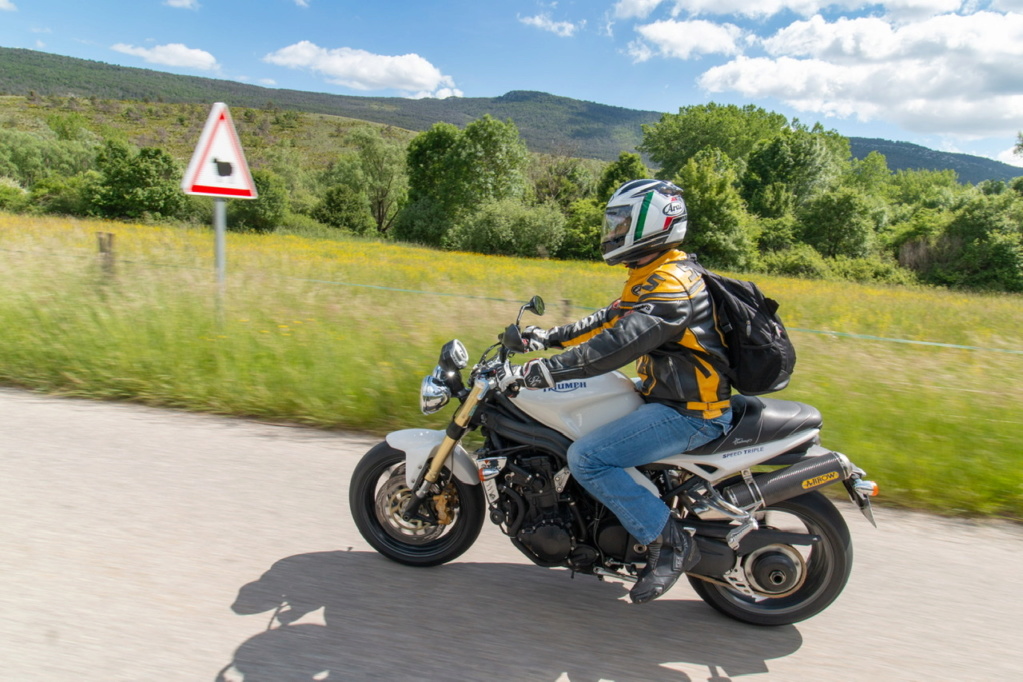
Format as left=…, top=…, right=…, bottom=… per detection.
left=687, top=257, right=796, bottom=396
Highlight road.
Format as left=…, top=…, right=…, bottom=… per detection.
left=1, top=387, right=1020, bottom=681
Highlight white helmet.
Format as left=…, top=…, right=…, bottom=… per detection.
left=601, top=179, right=688, bottom=266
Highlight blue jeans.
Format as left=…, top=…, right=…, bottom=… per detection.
left=567, top=402, right=732, bottom=546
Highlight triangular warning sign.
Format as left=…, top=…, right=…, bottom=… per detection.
left=182, top=102, right=258, bottom=199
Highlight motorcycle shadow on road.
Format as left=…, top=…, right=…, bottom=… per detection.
left=218, top=551, right=802, bottom=682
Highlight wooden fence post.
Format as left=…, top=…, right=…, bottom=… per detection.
left=96, top=232, right=115, bottom=280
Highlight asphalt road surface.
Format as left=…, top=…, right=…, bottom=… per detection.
left=1, top=387, right=1021, bottom=681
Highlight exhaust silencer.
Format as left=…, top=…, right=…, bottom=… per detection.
left=723, top=451, right=850, bottom=509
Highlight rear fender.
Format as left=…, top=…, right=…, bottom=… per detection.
left=385, top=429, right=480, bottom=488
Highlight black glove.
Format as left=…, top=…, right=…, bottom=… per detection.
left=521, top=326, right=550, bottom=352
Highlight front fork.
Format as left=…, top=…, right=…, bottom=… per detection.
left=401, top=378, right=490, bottom=522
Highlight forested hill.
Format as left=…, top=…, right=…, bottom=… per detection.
left=1, top=46, right=1019, bottom=183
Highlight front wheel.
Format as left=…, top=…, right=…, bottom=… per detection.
left=688, top=491, right=852, bottom=626
left=349, top=441, right=485, bottom=567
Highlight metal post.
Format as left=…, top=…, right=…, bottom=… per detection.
left=214, top=198, right=227, bottom=286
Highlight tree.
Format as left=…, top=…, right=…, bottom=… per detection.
left=228, top=169, right=290, bottom=233
left=347, top=126, right=407, bottom=234
left=556, top=198, right=604, bottom=261
left=595, top=152, right=649, bottom=203
left=888, top=168, right=963, bottom=212
left=395, top=116, right=529, bottom=246
left=843, top=151, right=891, bottom=195
left=260, top=143, right=318, bottom=215
left=312, top=184, right=374, bottom=233
left=674, top=149, right=754, bottom=269
left=941, top=192, right=1023, bottom=292
left=639, top=103, right=788, bottom=180
left=0, top=128, right=97, bottom=186
left=742, top=129, right=843, bottom=218
left=458, top=115, right=529, bottom=205
left=93, top=141, right=184, bottom=219
left=797, top=187, right=875, bottom=258
left=404, top=122, right=460, bottom=207
left=530, top=153, right=595, bottom=209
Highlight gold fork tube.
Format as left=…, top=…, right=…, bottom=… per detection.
left=422, top=378, right=488, bottom=484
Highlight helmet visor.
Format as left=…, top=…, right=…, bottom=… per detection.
left=602, top=204, right=633, bottom=245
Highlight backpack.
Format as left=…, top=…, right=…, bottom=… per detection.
left=687, top=257, right=796, bottom=396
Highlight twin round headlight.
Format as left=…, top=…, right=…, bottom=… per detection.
left=420, top=339, right=469, bottom=415
left=420, top=368, right=451, bottom=415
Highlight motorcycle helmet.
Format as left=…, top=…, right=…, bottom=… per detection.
left=601, top=179, right=688, bottom=266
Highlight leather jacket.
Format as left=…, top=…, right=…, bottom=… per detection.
left=542, top=249, right=732, bottom=419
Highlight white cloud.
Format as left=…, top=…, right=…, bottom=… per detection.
left=294, top=0, right=310, bottom=7
left=667, top=1, right=962, bottom=19
left=700, top=57, right=1023, bottom=136
left=691, top=9, right=1023, bottom=137
left=630, top=19, right=744, bottom=61
left=111, top=43, right=220, bottom=71
left=613, top=0, right=1003, bottom=22
left=763, top=12, right=1023, bottom=62
left=613, top=0, right=665, bottom=19
left=0, top=0, right=17, bottom=11
left=995, top=146, right=1023, bottom=167
left=670, top=0, right=845, bottom=18
left=520, top=13, right=584, bottom=37
left=164, top=0, right=199, bottom=8
left=263, top=41, right=462, bottom=98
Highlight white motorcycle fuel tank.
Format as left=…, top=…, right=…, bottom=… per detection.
left=510, top=371, right=644, bottom=441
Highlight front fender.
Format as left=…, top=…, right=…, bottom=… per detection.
left=385, top=428, right=479, bottom=488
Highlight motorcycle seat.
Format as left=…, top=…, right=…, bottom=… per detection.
left=684, top=395, right=823, bottom=456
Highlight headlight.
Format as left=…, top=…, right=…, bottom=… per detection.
left=440, top=339, right=469, bottom=372
left=420, top=369, right=452, bottom=414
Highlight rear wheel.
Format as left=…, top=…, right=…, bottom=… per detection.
left=688, top=491, right=852, bottom=626
left=349, top=441, right=485, bottom=567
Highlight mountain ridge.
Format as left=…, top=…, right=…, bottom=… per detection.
left=0, top=46, right=1019, bottom=184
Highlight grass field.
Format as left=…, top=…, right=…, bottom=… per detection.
left=2, top=212, right=1021, bottom=519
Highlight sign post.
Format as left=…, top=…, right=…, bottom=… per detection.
left=181, top=102, right=257, bottom=290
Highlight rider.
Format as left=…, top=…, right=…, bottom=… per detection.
left=503, top=179, right=733, bottom=604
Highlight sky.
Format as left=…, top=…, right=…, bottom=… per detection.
left=2, top=0, right=1023, bottom=168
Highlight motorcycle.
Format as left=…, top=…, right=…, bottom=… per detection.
left=348, top=296, right=878, bottom=626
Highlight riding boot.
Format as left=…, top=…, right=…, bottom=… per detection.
left=629, top=516, right=700, bottom=604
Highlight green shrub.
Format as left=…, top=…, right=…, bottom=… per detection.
left=827, top=255, right=917, bottom=285
left=29, top=171, right=101, bottom=216
left=391, top=198, right=452, bottom=247
left=311, top=183, right=374, bottom=234
left=444, top=198, right=565, bottom=258
left=228, top=169, right=291, bottom=234
left=277, top=211, right=335, bottom=238
left=761, top=244, right=832, bottom=279
left=797, top=187, right=875, bottom=258
left=92, top=141, right=185, bottom=220
left=755, top=215, right=799, bottom=253
left=556, top=197, right=602, bottom=261
left=0, top=177, right=28, bottom=211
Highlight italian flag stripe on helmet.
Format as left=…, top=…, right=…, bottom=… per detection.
left=634, top=192, right=653, bottom=241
